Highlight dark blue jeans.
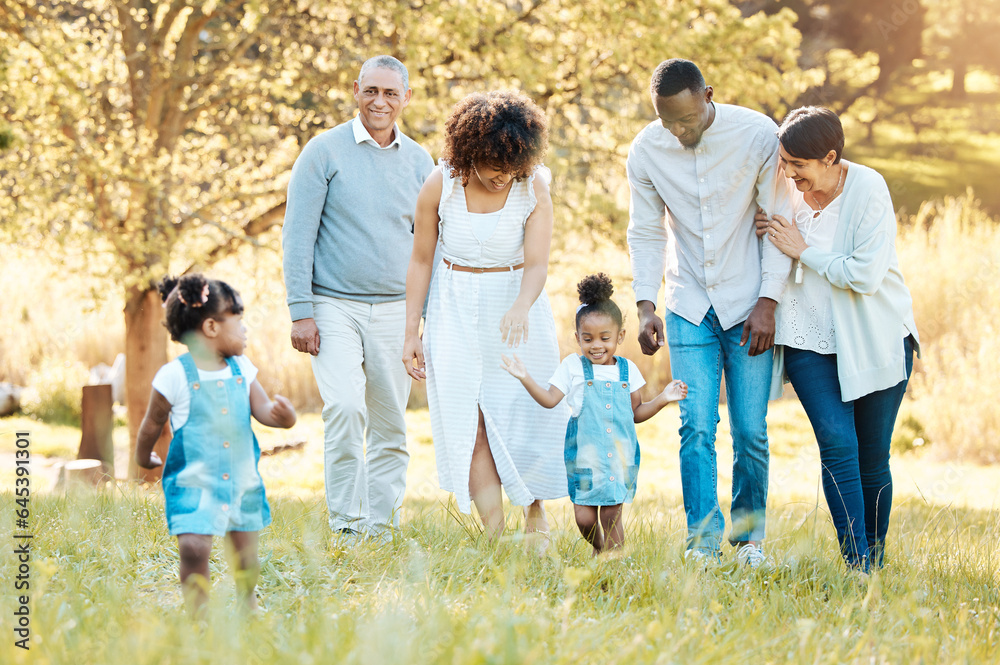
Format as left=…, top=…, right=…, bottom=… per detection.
left=784, top=336, right=914, bottom=570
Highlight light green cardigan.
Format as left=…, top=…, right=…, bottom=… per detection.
left=770, top=161, right=920, bottom=402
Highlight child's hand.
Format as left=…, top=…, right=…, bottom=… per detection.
left=500, top=354, right=528, bottom=380
left=269, top=395, right=297, bottom=428
left=138, top=451, right=163, bottom=469
left=661, top=380, right=688, bottom=403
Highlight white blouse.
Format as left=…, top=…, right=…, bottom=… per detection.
left=775, top=192, right=842, bottom=354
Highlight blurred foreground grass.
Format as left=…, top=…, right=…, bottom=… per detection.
left=2, top=404, right=998, bottom=664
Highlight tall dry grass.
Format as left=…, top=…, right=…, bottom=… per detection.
left=1, top=193, right=997, bottom=460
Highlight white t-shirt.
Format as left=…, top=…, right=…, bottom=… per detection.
left=151, top=355, right=258, bottom=431
left=547, top=355, right=646, bottom=418
left=775, top=191, right=840, bottom=354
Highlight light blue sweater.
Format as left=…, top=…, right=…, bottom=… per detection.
left=770, top=162, right=920, bottom=402
left=282, top=120, right=434, bottom=321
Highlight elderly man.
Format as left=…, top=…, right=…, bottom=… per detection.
left=626, top=59, right=794, bottom=566
left=282, top=55, right=434, bottom=543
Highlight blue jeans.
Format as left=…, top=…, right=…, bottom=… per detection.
left=665, top=308, right=772, bottom=553
left=784, top=336, right=914, bottom=570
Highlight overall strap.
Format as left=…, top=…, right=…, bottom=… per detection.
left=226, top=356, right=242, bottom=376
left=177, top=353, right=200, bottom=385
left=617, top=357, right=629, bottom=383
left=579, top=355, right=594, bottom=381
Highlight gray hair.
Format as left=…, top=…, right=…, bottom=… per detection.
left=358, top=55, right=409, bottom=91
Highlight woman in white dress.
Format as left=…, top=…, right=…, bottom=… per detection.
left=402, top=91, right=569, bottom=543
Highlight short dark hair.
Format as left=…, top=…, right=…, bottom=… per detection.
left=575, top=273, right=623, bottom=330
left=650, top=59, right=705, bottom=98
left=777, top=106, right=845, bottom=164
left=158, top=274, right=244, bottom=343
left=441, top=90, right=549, bottom=186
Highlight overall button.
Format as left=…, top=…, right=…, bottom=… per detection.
left=622, top=383, right=628, bottom=389
left=217, top=380, right=224, bottom=387
left=192, top=382, right=200, bottom=390
left=222, top=473, right=230, bottom=480
left=221, top=408, right=228, bottom=415
left=223, top=441, right=230, bottom=448
left=221, top=504, right=229, bottom=511
left=587, top=381, right=593, bottom=386
left=237, top=377, right=243, bottom=384
left=607, top=452, right=613, bottom=458
left=609, top=476, right=615, bottom=482
left=605, top=382, right=611, bottom=388
left=605, top=428, right=612, bottom=433
left=606, top=404, right=611, bottom=409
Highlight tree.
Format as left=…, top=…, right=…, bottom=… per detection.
left=0, top=0, right=807, bottom=479
left=924, top=0, right=1000, bottom=98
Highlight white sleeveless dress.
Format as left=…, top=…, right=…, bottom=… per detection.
left=424, top=164, right=569, bottom=514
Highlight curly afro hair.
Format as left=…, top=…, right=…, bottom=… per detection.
left=441, top=90, right=549, bottom=186
left=158, top=274, right=244, bottom=343
left=575, top=273, right=623, bottom=330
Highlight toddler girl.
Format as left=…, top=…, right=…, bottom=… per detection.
left=502, top=273, right=687, bottom=555
left=135, top=274, right=296, bottom=615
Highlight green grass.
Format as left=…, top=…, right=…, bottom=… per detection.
left=2, top=405, right=999, bottom=664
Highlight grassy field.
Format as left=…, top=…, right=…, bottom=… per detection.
left=2, top=405, right=998, bottom=664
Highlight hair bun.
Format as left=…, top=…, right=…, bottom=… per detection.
left=157, top=276, right=179, bottom=303
left=576, top=273, right=614, bottom=306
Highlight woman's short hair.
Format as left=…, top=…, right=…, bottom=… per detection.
left=441, top=90, right=548, bottom=186
left=777, top=106, right=845, bottom=164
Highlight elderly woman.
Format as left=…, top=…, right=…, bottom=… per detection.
left=761, top=106, right=919, bottom=572
left=402, top=91, right=568, bottom=547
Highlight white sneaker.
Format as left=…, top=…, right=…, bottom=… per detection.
left=735, top=543, right=768, bottom=569
left=683, top=549, right=719, bottom=567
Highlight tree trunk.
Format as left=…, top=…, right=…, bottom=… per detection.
left=124, top=286, right=171, bottom=481
left=950, top=60, right=967, bottom=99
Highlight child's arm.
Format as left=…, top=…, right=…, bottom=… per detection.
left=249, top=380, right=297, bottom=428
left=136, top=390, right=172, bottom=468
left=632, top=380, right=687, bottom=424
left=501, top=354, right=565, bottom=409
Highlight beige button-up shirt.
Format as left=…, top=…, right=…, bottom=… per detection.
left=626, top=103, right=794, bottom=330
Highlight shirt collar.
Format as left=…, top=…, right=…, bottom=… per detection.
left=353, top=115, right=401, bottom=150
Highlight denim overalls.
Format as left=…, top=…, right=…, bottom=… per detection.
left=162, top=354, right=270, bottom=536
left=564, top=356, right=640, bottom=506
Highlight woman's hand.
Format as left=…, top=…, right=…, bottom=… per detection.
left=500, top=353, right=528, bottom=380
left=499, top=305, right=530, bottom=348
left=402, top=334, right=426, bottom=380
left=766, top=214, right=808, bottom=260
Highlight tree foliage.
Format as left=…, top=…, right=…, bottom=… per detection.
left=0, top=0, right=808, bottom=477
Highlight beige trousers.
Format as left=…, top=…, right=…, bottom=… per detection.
left=311, top=295, right=410, bottom=534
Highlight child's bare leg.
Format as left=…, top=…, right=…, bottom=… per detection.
left=574, top=504, right=603, bottom=555
left=225, top=530, right=260, bottom=611
left=523, top=500, right=550, bottom=554
left=177, top=534, right=213, bottom=617
left=599, top=504, right=625, bottom=551
left=470, top=409, right=504, bottom=541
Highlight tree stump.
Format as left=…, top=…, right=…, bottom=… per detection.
left=57, top=459, right=107, bottom=491
left=79, top=384, right=114, bottom=481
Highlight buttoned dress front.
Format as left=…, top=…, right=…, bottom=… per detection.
left=564, top=356, right=641, bottom=506
left=424, top=164, right=569, bottom=514
left=161, top=354, right=270, bottom=536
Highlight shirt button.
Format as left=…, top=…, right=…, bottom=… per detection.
left=700, top=178, right=705, bottom=183
left=708, top=286, right=715, bottom=292
left=221, top=504, right=229, bottom=511
left=705, top=233, right=712, bottom=239
left=702, top=205, right=708, bottom=210
left=223, top=441, right=230, bottom=448
left=222, top=473, right=230, bottom=480
left=221, top=408, right=228, bottom=415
